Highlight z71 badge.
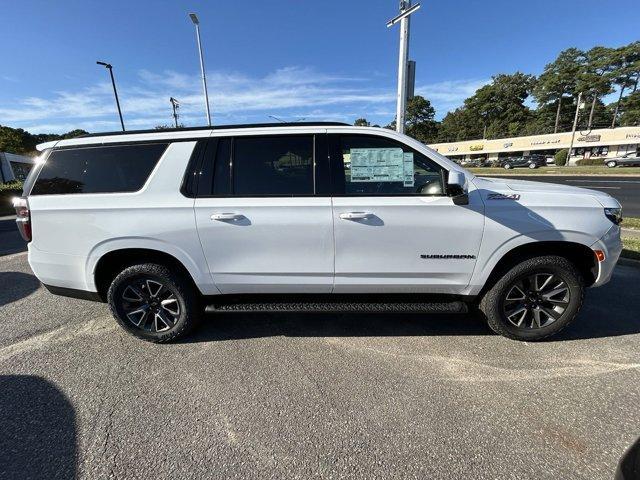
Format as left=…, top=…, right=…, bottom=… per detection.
left=487, top=193, right=521, bottom=200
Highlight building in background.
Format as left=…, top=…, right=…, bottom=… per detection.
left=429, top=126, right=640, bottom=165
left=0, top=152, right=36, bottom=183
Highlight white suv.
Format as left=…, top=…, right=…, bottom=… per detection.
left=15, top=123, right=623, bottom=342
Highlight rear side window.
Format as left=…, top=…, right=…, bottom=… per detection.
left=30, top=143, right=168, bottom=195
left=232, top=135, right=314, bottom=196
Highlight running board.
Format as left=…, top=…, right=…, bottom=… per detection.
left=205, top=300, right=467, bottom=314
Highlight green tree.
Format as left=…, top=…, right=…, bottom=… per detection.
left=353, top=118, right=370, bottom=126
left=384, top=96, right=439, bottom=143
left=405, top=96, right=439, bottom=143
left=610, top=42, right=640, bottom=126
left=619, top=91, right=640, bottom=126
left=436, top=73, right=535, bottom=141
left=533, top=48, right=584, bottom=133
left=0, top=125, right=89, bottom=155
left=577, top=46, right=615, bottom=129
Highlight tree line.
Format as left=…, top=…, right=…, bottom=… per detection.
left=0, top=126, right=88, bottom=156
left=355, top=41, right=640, bottom=144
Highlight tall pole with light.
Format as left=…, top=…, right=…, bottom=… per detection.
left=387, top=1, right=420, bottom=134
left=189, top=13, right=212, bottom=126
left=96, top=61, right=125, bottom=131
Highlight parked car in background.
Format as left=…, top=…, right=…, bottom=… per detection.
left=461, top=158, right=490, bottom=168
left=604, top=153, right=640, bottom=168
left=501, top=155, right=547, bottom=170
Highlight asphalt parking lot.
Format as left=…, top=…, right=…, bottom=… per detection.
left=1, top=228, right=640, bottom=478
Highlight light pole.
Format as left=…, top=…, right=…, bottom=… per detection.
left=189, top=13, right=212, bottom=126
left=170, top=97, right=180, bottom=128
left=96, top=61, right=125, bottom=131
left=387, top=1, right=421, bottom=134
left=565, top=91, right=583, bottom=167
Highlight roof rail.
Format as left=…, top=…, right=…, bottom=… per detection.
left=80, top=122, right=351, bottom=138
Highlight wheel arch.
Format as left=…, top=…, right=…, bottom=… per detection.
left=477, top=241, right=598, bottom=299
left=93, top=248, right=206, bottom=301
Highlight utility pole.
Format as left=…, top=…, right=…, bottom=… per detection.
left=189, top=13, right=212, bottom=126
left=170, top=97, right=180, bottom=128
left=387, top=1, right=421, bottom=134
left=565, top=92, right=583, bottom=167
left=96, top=61, right=125, bottom=131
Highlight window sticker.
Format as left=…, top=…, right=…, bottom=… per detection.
left=403, top=152, right=414, bottom=187
left=349, top=148, right=408, bottom=183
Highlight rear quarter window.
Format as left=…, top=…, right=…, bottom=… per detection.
left=30, top=143, right=168, bottom=195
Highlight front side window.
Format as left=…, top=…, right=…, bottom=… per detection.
left=31, top=143, right=167, bottom=195
left=333, top=135, right=445, bottom=196
left=231, top=135, right=314, bottom=196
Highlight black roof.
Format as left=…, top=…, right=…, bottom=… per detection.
left=80, top=122, right=351, bottom=138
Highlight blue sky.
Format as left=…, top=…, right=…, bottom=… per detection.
left=1, top=0, right=638, bottom=134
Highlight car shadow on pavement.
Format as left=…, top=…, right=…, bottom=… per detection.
left=183, top=312, right=493, bottom=343
left=0, top=375, right=76, bottom=480
left=0, top=271, right=41, bottom=307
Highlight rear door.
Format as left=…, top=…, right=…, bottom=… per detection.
left=193, top=132, right=334, bottom=294
left=329, top=133, right=485, bottom=294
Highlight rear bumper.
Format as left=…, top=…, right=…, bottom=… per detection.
left=28, top=243, right=95, bottom=292
left=590, top=225, right=623, bottom=287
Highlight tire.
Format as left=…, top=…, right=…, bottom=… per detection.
left=504, top=163, right=512, bottom=169
left=478, top=256, right=584, bottom=341
left=606, top=161, right=617, bottom=168
left=528, top=163, right=537, bottom=169
left=107, top=263, right=201, bottom=343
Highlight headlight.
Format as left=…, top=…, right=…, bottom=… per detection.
left=604, top=207, right=623, bottom=225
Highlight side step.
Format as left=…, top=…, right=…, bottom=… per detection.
left=205, top=300, right=467, bottom=314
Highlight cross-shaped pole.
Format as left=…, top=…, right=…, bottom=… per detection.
left=387, top=1, right=421, bottom=134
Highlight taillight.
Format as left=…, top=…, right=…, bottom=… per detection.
left=13, top=196, right=32, bottom=242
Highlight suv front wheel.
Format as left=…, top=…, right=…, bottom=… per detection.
left=479, top=256, right=584, bottom=341
left=107, top=263, right=201, bottom=342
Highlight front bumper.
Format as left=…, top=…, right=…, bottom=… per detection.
left=590, top=225, right=623, bottom=287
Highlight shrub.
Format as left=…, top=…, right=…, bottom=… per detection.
left=575, top=157, right=605, bottom=166
left=0, top=181, right=23, bottom=215
left=554, top=149, right=569, bottom=166
left=0, top=180, right=24, bottom=193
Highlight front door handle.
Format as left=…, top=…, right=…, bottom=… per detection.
left=211, top=213, right=243, bottom=221
left=339, top=212, right=373, bottom=220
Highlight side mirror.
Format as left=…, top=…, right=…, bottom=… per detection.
left=447, top=170, right=469, bottom=205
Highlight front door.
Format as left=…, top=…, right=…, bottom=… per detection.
left=194, top=133, right=334, bottom=294
left=329, top=133, right=485, bottom=294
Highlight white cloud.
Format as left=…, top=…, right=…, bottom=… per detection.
left=416, top=78, right=490, bottom=118
left=0, top=66, right=488, bottom=133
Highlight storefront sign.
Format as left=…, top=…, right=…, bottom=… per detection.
left=577, top=134, right=601, bottom=142
left=531, top=139, right=561, bottom=145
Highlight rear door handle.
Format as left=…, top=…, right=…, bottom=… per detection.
left=339, top=212, right=373, bottom=220
left=211, top=213, right=243, bottom=221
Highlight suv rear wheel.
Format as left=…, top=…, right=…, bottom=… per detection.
left=606, top=160, right=617, bottom=168
left=107, top=263, right=201, bottom=342
left=479, top=256, right=584, bottom=341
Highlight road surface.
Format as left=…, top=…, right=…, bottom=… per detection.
left=1, top=227, right=639, bottom=478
